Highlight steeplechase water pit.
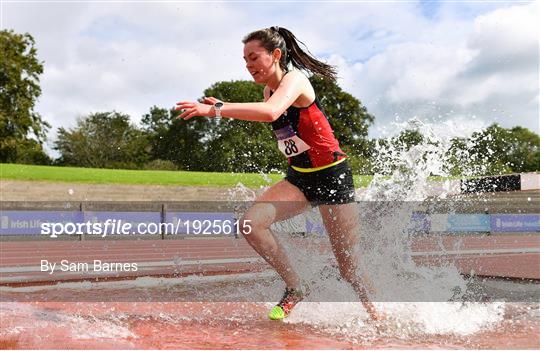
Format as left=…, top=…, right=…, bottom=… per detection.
left=1, top=188, right=539, bottom=349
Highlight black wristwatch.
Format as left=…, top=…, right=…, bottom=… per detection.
left=214, top=102, right=224, bottom=118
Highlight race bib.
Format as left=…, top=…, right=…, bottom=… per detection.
left=274, top=125, right=311, bottom=157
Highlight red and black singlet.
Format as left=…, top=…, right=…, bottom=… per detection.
left=271, top=97, right=347, bottom=170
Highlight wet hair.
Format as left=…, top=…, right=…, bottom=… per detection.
left=242, top=26, right=337, bottom=82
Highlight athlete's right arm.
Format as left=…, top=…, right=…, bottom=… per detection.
left=201, top=93, right=266, bottom=105
left=176, top=71, right=307, bottom=122
left=202, top=97, right=228, bottom=105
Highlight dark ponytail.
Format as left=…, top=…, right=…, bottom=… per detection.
left=242, top=27, right=337, bottom=82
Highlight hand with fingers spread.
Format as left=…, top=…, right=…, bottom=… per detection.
left=175, top=100, right=213, bottom=120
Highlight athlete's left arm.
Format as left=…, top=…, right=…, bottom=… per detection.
left=175, top=72, right=306, bottom=122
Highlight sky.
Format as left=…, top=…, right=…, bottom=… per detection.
left=1, top=0, right=539, bottom=157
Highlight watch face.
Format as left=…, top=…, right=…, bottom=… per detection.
left=215, top=102, right=224, bottom=108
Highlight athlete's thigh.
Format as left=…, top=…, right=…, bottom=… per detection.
left=249, top=179, right=310, bottom=224
left=319, top=203, right=360, bottom=250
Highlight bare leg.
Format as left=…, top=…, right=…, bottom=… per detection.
left=319, top=203, right=381, bottom=321
left=239, top=180, right=310, bottom=289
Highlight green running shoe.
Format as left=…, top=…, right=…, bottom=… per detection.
left=268, top=287, right=305, bottom=320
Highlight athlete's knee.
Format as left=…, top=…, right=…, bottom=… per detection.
left=238, top=217, right=279, bottom=254
left=239, top=204, right=274, bottom=237
left=238, top=214, right=267, bottom=237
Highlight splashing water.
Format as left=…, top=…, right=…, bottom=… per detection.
left=2, top=117, right=536, bottom=348
left=270, top=117, right=510, bottom=337
left=227, top=182, right=258, bottom=201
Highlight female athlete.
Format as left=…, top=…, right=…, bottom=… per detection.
left=176, top=27, right=380, bottom=321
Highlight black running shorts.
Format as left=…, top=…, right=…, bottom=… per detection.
left=285, top=159, right=356, bottom=205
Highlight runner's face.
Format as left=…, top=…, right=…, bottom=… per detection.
left=243, top=40, right=278, bottom=84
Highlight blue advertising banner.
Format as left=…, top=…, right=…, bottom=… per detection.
left=491, top=214, right=540, bottom=233
left=446, top=214, right=491, bottom=232
left=0, top=211, right=83, bottom=235
left=164, top=212, right=237, bottom=235
left=430, top=214, right=491, bottom=232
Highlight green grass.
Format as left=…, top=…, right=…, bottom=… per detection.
left=1, top=163, right=374, bottom=188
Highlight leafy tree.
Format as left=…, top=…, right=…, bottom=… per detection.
left=446, top=124, right=539, bottom=176
left=54, top=111, right=149, bottom=169
left=466, top=124, right=514, bottom=175
left=202, top=80, right=284, bottom=173
left=394, top=129, right=424, bottom=150
left=0, top=30, right=50, bottom=163
left=143, top=159, right=178, bottom=171
left=371, top=124, right=539, bottom=177
left=16, top=139, right=52, bottom=165
left=369, top=129, right=427, bottom=175
left=505, top=126, right=540, bottom=172
left=309, top=76, right=374, bottom=145
left=141, top=106, right=208, bottom=171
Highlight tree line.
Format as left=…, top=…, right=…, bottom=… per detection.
left=2, top=29, right=538, bottom=176
left=53, top=76, right=375, bottom=173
